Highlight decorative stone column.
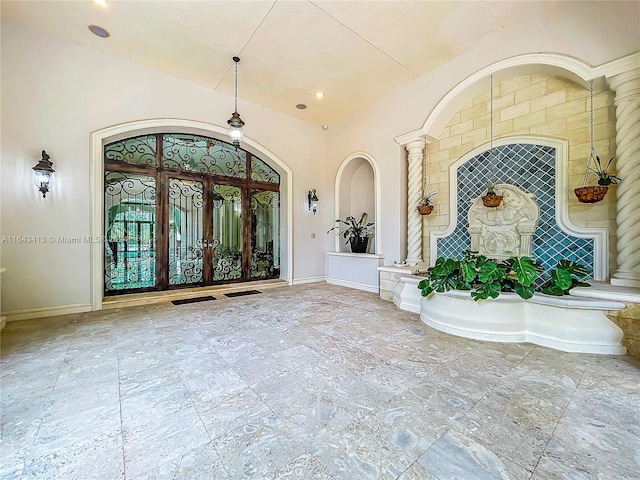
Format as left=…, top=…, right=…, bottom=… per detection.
left=607, top=68, right=640, bottom=288
left=405, top=139, right=426, bottom=265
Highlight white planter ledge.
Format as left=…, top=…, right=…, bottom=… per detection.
left=392, top=274, right=424, bottom=313
left=394, top=275, right=626, bottom=355
left=421, top=290, right=625, bottom=355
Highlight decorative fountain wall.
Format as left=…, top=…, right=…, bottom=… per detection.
left=436, top=143, right=595, bottom=278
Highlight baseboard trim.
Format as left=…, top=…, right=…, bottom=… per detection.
left=292, top=276, right=326, bottom=285
left=2, top=303, right=93, bottom=322
left=326, top=278, right=379, bottom=293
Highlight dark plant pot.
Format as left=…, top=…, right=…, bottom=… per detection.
left=349, top=236, right=369, bottom=253
left=597, top=178, right=612, bottom=186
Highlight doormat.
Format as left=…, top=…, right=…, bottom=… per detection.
left=224, top=290, right=262, bottom=298
left=171, top=296, right=217, bottom=305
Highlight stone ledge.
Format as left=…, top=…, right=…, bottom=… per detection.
left=378, top=265, right=415, bottom=275
left=571, top=281, right=640, bottom=304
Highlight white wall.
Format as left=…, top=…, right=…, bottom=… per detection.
left=0, top=19, right=327, bottom=313
left=2, top=2, right=638, bottom=314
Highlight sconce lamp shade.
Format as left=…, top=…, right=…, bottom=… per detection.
left=32, top=150, right=55, bottom=198
left=308, top=189, right=319, bottom=215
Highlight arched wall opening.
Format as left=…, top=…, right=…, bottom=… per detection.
left=89, top=119, right=293, bottom=310
left=396, top=54, right=620, bottom=280
left=333, top=152, right=381, bottom=254
left=396, top=53, right=615, bottom=144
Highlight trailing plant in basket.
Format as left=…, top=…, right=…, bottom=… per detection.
left=418, top=250, right=589, bottom=302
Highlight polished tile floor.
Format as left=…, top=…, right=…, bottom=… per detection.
left=1, top=284, right=639, bottom=479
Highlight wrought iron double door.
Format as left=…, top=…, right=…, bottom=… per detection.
left=105, top=171, right=279, bottom=294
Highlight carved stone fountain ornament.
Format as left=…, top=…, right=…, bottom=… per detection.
left=468, top=183, right=540, bottom=259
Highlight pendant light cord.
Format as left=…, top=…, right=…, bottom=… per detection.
left=234, top=60, right=239, bottom=113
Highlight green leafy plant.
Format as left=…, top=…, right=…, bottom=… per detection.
left=588, top=155, right=621, bottom=186
left=419, top=191, right=438, bottom=206
left=418, top=250, right=589, bottom=302
left=327, top=212, right=374, bottom=244
left=540, top=259, right=590, bottom=296
left=484, top=183, right=499, bottom=196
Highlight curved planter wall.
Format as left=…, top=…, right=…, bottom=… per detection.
left=393, top=275, right=625, bottom=355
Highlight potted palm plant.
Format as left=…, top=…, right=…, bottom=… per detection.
left=327, top=212, right=374, bottom=253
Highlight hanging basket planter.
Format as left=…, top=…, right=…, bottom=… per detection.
left=482, top=195, right=503, bottom=208
left=574, top=186, right=608, bottom=204
left=573, top=81, right=621, bottom=206
left=417, top=205, right=434, bottom=215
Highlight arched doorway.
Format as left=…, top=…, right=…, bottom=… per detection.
left=103, top=133, right=280, bottom=294
left=89, top=119, right=293, bottom=309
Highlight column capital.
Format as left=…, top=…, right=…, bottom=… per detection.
left=405, top=138, right=426, bottom=154
left=606, top=67, right=640, bottom=104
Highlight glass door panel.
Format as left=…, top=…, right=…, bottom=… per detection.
left=211, top=184, right=243, bottom=281
left=104, top=172, right=156, bottom=292
left=168, top=178, right=204, bottom=286
left=250, top=189, right=280, bottom=279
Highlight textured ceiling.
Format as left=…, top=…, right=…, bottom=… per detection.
left=2, top=1, right=638, bottom=126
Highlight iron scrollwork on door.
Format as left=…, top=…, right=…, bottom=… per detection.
left=162, top=134, right=247, bottom=178
left=104, top=171, right=157, bottom=291
left=250, top=190, right=280, bottom=279
left=168, top=178, right=204, bottom=285
left=211, top=184, right=243, bottom=281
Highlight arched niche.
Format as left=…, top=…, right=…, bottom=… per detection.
left=334, top=152, right=381, bottom=253
left=395, top=53, right=612, bottom=144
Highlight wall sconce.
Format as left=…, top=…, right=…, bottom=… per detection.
left=308, top=189, right=319, bottom=215
left=32, top=150, right=55, bottom=198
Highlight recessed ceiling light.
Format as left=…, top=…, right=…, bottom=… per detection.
left=88, top=25, right=110, bottom=38
left=315, top=92, right=324, bottom=99
left=92, top=0, right=108, bottom=7
left=296, top=104, right=307, bottom=110
left=322, top=124, right=329, bottom=130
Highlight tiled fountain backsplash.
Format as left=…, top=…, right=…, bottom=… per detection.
left=436, top=143, right=594, bottom=277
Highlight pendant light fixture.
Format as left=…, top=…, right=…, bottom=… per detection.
left=482, top=74, right=503, bottom=208
left=227, top=56, right=245, bottom=148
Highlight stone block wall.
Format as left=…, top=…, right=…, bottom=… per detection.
left=379, top=265, right=414, bottom=302
left=423, top=74, right=618, bottom=275
left=608, top=305, right=640, bottom=358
